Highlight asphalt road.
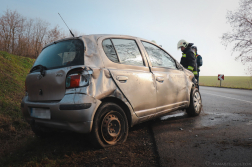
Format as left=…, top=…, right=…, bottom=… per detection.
left=152, top=86, right=252, bottom=167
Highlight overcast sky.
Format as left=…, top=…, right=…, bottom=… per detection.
left=1, top=0, right=249, bottom=76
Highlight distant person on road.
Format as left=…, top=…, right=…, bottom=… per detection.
left=177, top=39, right=198, bottom=88
left=192, top=46, right=203, bottom=88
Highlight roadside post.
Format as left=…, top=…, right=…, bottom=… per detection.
left=218, top=74, right=224, bottom=87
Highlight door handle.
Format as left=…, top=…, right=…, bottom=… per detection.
left=156, top=77, right=164, bottom=82
left=116, top=76, right=128, bottom=82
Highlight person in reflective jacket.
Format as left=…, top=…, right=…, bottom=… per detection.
left=177, top=39, right=198, bottom=88
left=192, top=46, right=203, bottom=89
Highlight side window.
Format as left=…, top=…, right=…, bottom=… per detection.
left=114, top=39, right=145, bottom=66
left=102, top=39, right=119, bottom=63
left=102, top=38, right=144, bottom=66
left=142, top=41, right=176, bottom=69
left=112, top=39, right=144, bottom=66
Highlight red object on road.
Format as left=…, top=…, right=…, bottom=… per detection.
left=218, top=74, right=224, bottom=80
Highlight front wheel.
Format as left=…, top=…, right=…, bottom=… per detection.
left=186, top=88, right=202, bottom=116
left=90, top=102, right=128, bottom=148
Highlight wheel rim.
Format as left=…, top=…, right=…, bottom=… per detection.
left=101, top=111, right=122, bottom=145
left=193, top=92, right=202, bottom=113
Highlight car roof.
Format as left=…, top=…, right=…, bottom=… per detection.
left=45, top=34, right=148, bottom=48
left=82, top=34, right=142, bottom=41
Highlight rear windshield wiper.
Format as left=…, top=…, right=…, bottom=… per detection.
left=30, top=65, right=47, bottom=76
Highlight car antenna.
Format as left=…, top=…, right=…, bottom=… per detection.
left=58, top=13, right=75, bottom=37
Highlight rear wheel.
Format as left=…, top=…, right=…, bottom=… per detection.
left=186, top=88, right=202, bottom=116
left=90, top=102, right=128, bottom=148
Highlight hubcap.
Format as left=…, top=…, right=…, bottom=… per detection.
left=193, top=92, right=202, bottom=113
left=101, top=112, right=121, bottom=144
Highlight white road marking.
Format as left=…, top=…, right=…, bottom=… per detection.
left=203, top=92, right=252, bottom=104
left=160, top=112, right=185, bottom=121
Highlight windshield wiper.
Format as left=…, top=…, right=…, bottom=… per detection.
left=30, top=65, right=47, bottom=77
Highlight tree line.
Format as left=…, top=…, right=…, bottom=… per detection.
left=0, top=9, right=70, bottom=58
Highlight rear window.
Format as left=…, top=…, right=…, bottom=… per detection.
left=33, top=39, right=84, bottom=70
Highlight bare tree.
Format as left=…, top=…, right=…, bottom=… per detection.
left=222, top=0, right=252, bottom=75
left=45, top=25, right=61, bottom=44
left=32, top=18, right=50, bottom=57
left=0, top=9, right=25, bottom=54
left=16, top=16, right=27, bottom=56
left=0, top=9, right=78, bottom=58
left=23, top=18, right=34, bottom=57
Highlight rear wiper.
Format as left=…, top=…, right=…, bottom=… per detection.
left=30, top=65, right=47, bottom=76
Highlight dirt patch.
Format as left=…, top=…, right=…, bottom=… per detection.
left=0, top=122, right=159, bottom=167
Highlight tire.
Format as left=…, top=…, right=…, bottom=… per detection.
left=186, top=88, right=202, bottom=116
left=31, top=124, right=53, bottom=138
left=90, top=102, right=129, bottom=148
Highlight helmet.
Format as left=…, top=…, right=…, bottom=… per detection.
left=177, top=39, right=188, bottom=50
left=192, top=46, right=197, bottom=51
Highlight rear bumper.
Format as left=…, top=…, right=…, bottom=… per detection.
left=21, top=94, right=101, bottom=133
left=25, top=118, right=93, bottom=133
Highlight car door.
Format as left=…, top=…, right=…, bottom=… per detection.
left=101, top=38, right=157, bottom=117
left=141, top=41, right=189, bottom=114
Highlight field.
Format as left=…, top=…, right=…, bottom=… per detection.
left=199, top=76, right=252, bottom=89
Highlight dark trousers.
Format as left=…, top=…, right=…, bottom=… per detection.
left=195, top=72, right=199, bottom=90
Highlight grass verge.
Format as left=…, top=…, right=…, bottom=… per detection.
left=199, top=76, right=252, bottom=89
left=0, top=51, right=35, bottom=158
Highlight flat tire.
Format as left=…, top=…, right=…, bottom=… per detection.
left=90, top=102, right=128, bottom=148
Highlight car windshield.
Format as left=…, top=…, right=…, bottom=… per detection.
left=32, top=39, right=84, bottom=70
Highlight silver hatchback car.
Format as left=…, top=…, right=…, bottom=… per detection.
left=21, top=34, right=202, bottom=148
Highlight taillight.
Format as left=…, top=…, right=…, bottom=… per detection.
left=66, top=68, right=91, bottom=89
left=66, top=74, right=81, bottom=89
